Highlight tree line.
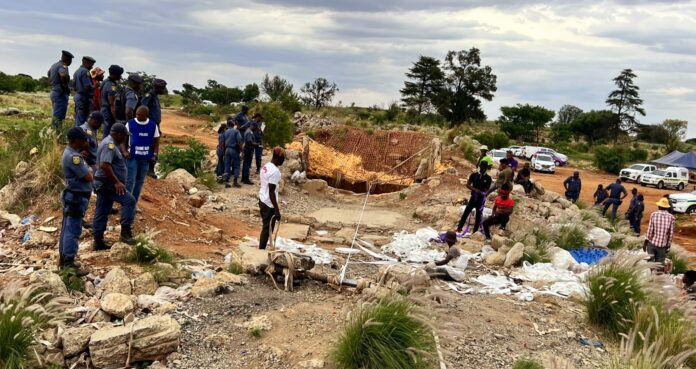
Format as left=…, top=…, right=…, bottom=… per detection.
left=0, top=72, right=50, bottom=93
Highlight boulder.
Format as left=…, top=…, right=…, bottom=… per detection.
left=0, top=210, right=21, bottom=228
left=285, top=158, right=303, bottom=174
left=302, top=179, right=328, bottom=193
left=214, top=271, right=248, bottom=285
left=191, top=277, right=227, bottom=298
left=62, top=326, right=96, bottom=357
left=334, top=228, right=356, bottom=240
left=89, top=315, right=181, bottom=368
left=165, top=169, right=196, bottom=190
left=100, top=293, right=135, bottom=318
left=377, top=264, right=429, bottom=290
left=101, top=268, right=132, bottom=295
left=109, top=242, right=132, bottom=261
left=0, top=107, right=21, bottom=115
left=233, top=245, right=269, bottom=275
left=29, top=270, right=68, bottom=297
left=133, top=273, right=159, bottom=296
left=549, top=247, right=578, bottom=270
left=490, top=234, right=509, bottom=251
left=588, top=227, right=611, bottom=247
left=504, top=242, right=525, bottom=267
left=532, top=180, right=545, bottom=195
left=541, top=191, right=560, bottom=203
left=25, top=230, right=54, bottom=247
left=484, top=251, right=506, bottom=266
left=188, top=194, right=205, bottom=208
left=512, top=184, right=525, bottom=195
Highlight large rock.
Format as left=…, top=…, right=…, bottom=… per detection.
left=277, top=223, right=310, bottom=241
left=133, top=273, right=159, bottom=296
left=377, top=264, right=429, bottom=291
left=166, top=169, right=196, bottom=190
left=101, top=293, right=135, bottom=318
left=490, top=234, right=509, bottom=251
left=285, top=158, right=303, bottom=173
left=192, top=272, right=248, bottom=298
left=214, top=271, right=248, bottom=285
left=504, top=242, right=525, bottom=267
left=302, top=179, right=328, bottom=193
left=549, top=247, right=578, bottom=270
left=89, top=315, right=181, bottom=368
left=101, top=268, right=132, bottom=295
left=0, top=210, right=21, bottom=228
left=62, top=326, right=96, bottom=357
left=233, top=245, right=269, bottom=274
left=588, top=227, right=611, bottom=247
left=25, top=230, right=54, bottom=247
left=29, top=270, right=68, bottom=297
left=109, top=242, right=132, bottom=261
left=484, top=251, right=506, bottom=266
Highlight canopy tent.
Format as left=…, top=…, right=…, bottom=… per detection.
left=651, top=150, right=696, bottom=171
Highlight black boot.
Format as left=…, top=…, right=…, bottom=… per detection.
left=93, top=236, right=112, bottom=251
left=242, top=177, right=254, bottom=185
left=60, top=257, right=88, bottom=277
left=120, top=225, right=136, bottom=245
left=233, top=178, right=242, bottom=188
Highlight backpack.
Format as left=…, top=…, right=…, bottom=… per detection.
left=114, top=86, right=140, bottom=121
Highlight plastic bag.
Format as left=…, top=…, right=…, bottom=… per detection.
left=474, top=274, right=520, bottom=294
left=588, top=227, right=611, bottom=247
left=415, top=227, right=439, bottom=242
left=275, top=237, right=333, bottom=264
left=382, top=230, right=445, bottom=263
left=511, top=262, right=579, bottom=283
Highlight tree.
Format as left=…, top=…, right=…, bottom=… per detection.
left=606, top=69, right=645, bottom=139
left=173, top=83, right=201, bottom=105
left=569, top=110, right=616, bottom=145
left=400, top=56, right=444, bottom=114
left=257, top=103, right=294, bottom=148
left=300, top=78, right=338, bottom=108
left=261, top=74, right=294, bottom=102
left=242, top=83, right=260, bottom=102
left=636, top=123, right=670, bottom=144
left=434, top=48, right=497, bottom=124
left=662, top=119, right=688, bottom=152
left=497, top=104, right=555, bottom=142
left=556, top=105, right=583, bottom=125
left=550, top=123, right=573, bottom=144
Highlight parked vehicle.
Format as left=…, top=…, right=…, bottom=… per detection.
left=639, top=166, right=689, bottom=190
left=619, top=164, right=656, bottom=183
left=201, top=100, right=217, bottom=106
left=522, top=146, right=567, bottom=165
left=531, top=154, right=556, bottom=173
left=489, top=149, right=507, bottom=165
left=521, top=146, right=540, bottom=159
left=669, top=191, right=696, bottom=214
left=506, top=146, right=523, bottom=157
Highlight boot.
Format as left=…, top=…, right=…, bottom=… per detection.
left=242, top=177, right=254, bottom=185
left=60, top=257, right=88, bottom=277
left=120, top=225, right=136, bottom=245
left=233, top=178, right=242, bottom=188
left=93, top=236, right=112, bottom=251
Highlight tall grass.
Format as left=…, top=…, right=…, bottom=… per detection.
left=631, top=302, right=696, bottom=362
left=554, top=225, right=587, bottom=250
left=332, top=297, right=435, bottom=369
left=668, top=247, right=694, bottom=275
left=513, top=358, right=544, bottom=369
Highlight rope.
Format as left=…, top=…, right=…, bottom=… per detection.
left=338, top=182, right=373, bottom=285
left=125, top=320, right=136, bottom=367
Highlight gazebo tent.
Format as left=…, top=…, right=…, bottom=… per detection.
left=651, top=150, right=696, bottom=171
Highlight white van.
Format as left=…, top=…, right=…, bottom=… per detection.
left=522, top=146, right=540, bottom=159
left=639, top=166, right=689, bottom=190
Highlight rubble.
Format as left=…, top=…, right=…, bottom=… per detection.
left=100, top=293, right=135, bottom=318
left=62, top=326, right=96, bottom=357
left=504, top=242, right=525, bottom=267
left=133, top=272, right=159, bottom=295
left=109, top=242, right=132, bottom=261
left=29, top=269, right=68, bottom=296
left=232, top=244, right=270, bottom=274
left=101, top=267, right=132, bottom=295
left=166, top=168, right=197, bottom=190
left=293, top=112, right=335, bottom=131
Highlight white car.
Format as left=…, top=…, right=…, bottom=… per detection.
left=531, top=154, right=556, bottom=173
left=489, top=149, right=507, bottom=165
left=669, top=191, right=696, bottom=214
left=504, top=146, right=523, bottom=157
left=640, top=166, right=689, bottom=190
left=620, top=164, right=656, bottom=183
left=201, top=100, right=217, bottom=107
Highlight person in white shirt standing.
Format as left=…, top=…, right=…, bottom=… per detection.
left=258, top=147, right=285, bottom=249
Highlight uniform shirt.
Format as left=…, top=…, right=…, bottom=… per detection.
left=124, top=86, right=139, bottom=111
left=477, top=155, right=493, bottom=168
left=516, top=167, right=531, bottom=181
left=142, top=91, right=162, bottom=124
left=468, top=171, right=492, bottom=202
left=223, top=127, right=242, bottom=151
left=252, top=122, right=263, bottom=145
left=73, top=66, right=93, bottom=99
left=259, top=162, right=281, bottom=208
left=494, top=196, right=515, bottom=214
left=235, top=112, right=249, bottom=131
left=217, top=132, right=225, bottom=153
left=646, top=210, right=674, bottom=248
left=48, top=61, right=69, bottom=95
left=100, top=79, right=118, bottom=122
left=564, top=176, right=582, bottom=193
left=594, top=189, right=608, bottom=202
left=94, top=135, right=127, bottom=189
left=79, top=123, right=99, bottom=166
left=244, top=129, right=255, bottom=146
left=62, top=145, right=92, bottom=193
left=606, top=183, right=626, bottom=199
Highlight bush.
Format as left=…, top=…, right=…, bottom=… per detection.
left=554, top=225, right=587, bottom=250
left=473, top=131, right=509, bottom=150
left=668, top=249, right=694, bottom=275
left=593, top=146, right=626, bottom=174
left=159, top=138, right=208, bottom=176
left=512, top=358, right=544, bottom=369
left=332, top=297, right=435, bottom=369
left=58, top=267, right=85, bottom=292
left=258, top=103, right=294, bottom=149
left=0, top=302, right=36, bottom=369
left=627, top=147, right=648, bottom=162
left=227, top=262, right=244, bottom=275
left=280, top=93, right=303, bottom=113
left=197, top=171, right=218, bottom=189
left=630, top=302, right=696, bottom=363
left=459, top=137, right=479, bottom=164
left=522, top=244, right=551, bottom=264
left=129, top=235, right=175, bottom=265
left=187, top=104, right=214, bottom=116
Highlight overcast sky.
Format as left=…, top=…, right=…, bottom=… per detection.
left=1, top=0, right=695, bottom=137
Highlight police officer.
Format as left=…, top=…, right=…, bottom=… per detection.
left=92, top=123, right=137, bottom=249
left=124, top=74, right=143, bottom=121
left=252, top=113, right=265, bottom=174
left=59, top=127, right=93, bottom=275
left=234, top=105, right=251, bottom=133
left=48, top=50, right=73, bottom=129
left=222, top=119, right=243, bottom=188
left=563, top=171, right=582, bottom=203
left=73, top=56, right=96, bottom=126
left=79, top=111, right=104, bottom=173
left=142, top=78, right=167, bottom=177
left=241, top=123, right=257, bottom=185
left=100, top=65, right=124, bottom=138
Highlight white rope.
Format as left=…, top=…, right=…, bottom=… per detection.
left=338, top=182, right=373, bottom=284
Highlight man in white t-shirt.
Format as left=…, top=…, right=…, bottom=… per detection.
left=258, top=147, right=285, bottom=249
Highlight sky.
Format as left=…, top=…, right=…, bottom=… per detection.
left=1, top=0, right=695, bottom=138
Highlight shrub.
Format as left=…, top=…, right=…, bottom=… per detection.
left=0, top=302, right=36, bottom=369
left=668, top=249, right=694, bottom=275
left=473, top=131, right=509, bottom=150
left=554, top=225, right=587, bottom=250
left=631, top=302, right=696, bottom=363
left=159, top=138, right=208, bottom=176
left=197, top=171, right=218, bottom=189
left=129, top=235, right=175, bottom=265
left=58, top=267, right=85, bottom=292
left=575, top=199, right=588, bottom=210
left=593, top=146, right=626, bottom=174
left=512, top=358, right=544, bottom=369
left=280, top=93, right=303, bottom=113
left=459, top=137, right=479, bottom=164
left=227, top=262, right=244, bottom=275
left=187, top=104, right=214, bottom=116
left=332, top=297, right=435, bottom=369
left=522, top=245, right=551, bottom=264
left=607, top=237, right=625, bottom=250
left=627, top=147, right=648, bottom=162
left=258, top=103, right=294, bottom=148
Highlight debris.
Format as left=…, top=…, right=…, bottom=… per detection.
left=100, top=293, right=135, bottom=318
left=381, top=230, right=445, bottom=263
left=37, top=226, right=58, bottom=233
left=0, top=210, right=21, bottom=228
left=238, top=315, right=272, bottom=332
left=576, top=337, right=604, bottom=348
left=504, top=242, right=525, bottom=267
left=165, top=168, right=197, bottom=190
left=569, top=247, right=610, bottom=265
left=62, top=326, right=96, bottom=357
left=550, top=247, right=579, bottom=270
left=188, top=187, right=199, bottom=195
left=232, top=244, right=269, bottom=275
left=275, top=237, right=332, bottom=264
left=133, top=272, right=159, bottom=295
left=101, top=267, right=133, bottom=295
left=29, top=270, right=68, bottom=297
left=109, top=242, right=132, bottom=261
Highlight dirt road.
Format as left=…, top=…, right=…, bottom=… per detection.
left=161, top=110, right=218, bottom=148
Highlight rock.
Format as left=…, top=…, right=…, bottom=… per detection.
left=101, top=267, right=132, bottom=295
left=149, top=361, right=168, bottom=369
left=484, top=251, right=506, bottom=266
left=203, top=333, right=231, bottom=348
left=233, top=245, right=269, bottom=275
left=90, top=309, right=112, bottom=323
left=100, top=293, right=135, bottom=318
left=85, top=281, right=96, bottom=296
left=334, top=228, right=355, bottom=240
left=359, top=234, right=391, bottom=247
left=302, top=179, right=328, bottom=193
left=214, top=271, right=248, bottom=285
left=532, top=180, right=546, bottom=195
left=414, top=158, right=429, bottom=181
left=156, top=302, right=177, bottom=315
left=512, top=184, right=525, bottom=195
left=549, top=247, right=578, bottom=270
left=188, top=194, right=205, bottom=208
left=555, top=197, right=572, bottom=209
left=377, top=264, right=430, bottom=290
left=29, top=270, right=68, bottom=297
left=62, top=326, right=96, bottom=357
left=277, top=223, right=310, bottom=241
left=299, top=359, right=325, bottom=368
left=541, top=191, right=560, bottom=203
left=0, top=107, right=21, bottom=115
left=165, top=168, right=196, bottom=190
left=124, top=313, right=135, bottom=323
left=25, top=230, right=54, bottom=247
left=14, top=161, right=30, bottom=176
left=490, top=234, right=509, bottom=251
left=202, top=226, right=223, bottom=242
left=0, top=210, right=21, bottom=228
left=285, top=158, right=302, bottom=173
left=109, top=242, right=132, bottom=261
left=191, top=277, right=230, bottom=298
left=89, top=315, right=181, bottom=368
left=133, top=273, right=159, bottom=295
left=588, top=227, right=611, bottom=247
left=504, top=242, right=525, bottom=267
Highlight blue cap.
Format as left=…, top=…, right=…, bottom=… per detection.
left=128, top=74, right=143, bottom=84
left=108, top=64, right=124, bottom=77
left=67, top=127, right=88, bottom=141
left=89, top=111, right=104, bottom=123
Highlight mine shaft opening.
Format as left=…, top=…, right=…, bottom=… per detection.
left=303, top=126, right=441, bottom=195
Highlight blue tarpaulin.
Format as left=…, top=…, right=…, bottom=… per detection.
left=651, top=151, right=696, bottom=171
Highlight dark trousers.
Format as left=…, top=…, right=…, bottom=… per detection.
left=51, top=93, right=68, bottom=129
left=103, top=119, right=114, bottom=139
left=458, top=196, right=483, bottom=233
left=59, top=191, right=90, bottom=260
left=242, top=146, right=254, bottom=180
left=602, top=198, right=622, bottom=219
left=565, top=191, right=579, bottom=203
left=74, top=97, right=90, bottom=126
left=93, top=188, right=136, bottom=239
left=647, top=242, right=667, bottom=263
left=483, top=214, right=510, bottom=239
left=215, top=149, right=225, bottom=177
left=254, top=146, right=263, bottom=172
left=516, top=179, right=533, bottom=194
left=259, top=201, right=277, bottom=249
left=223, top=148, right=240, bottom=182
left=629, top=214, right=642, bottom=234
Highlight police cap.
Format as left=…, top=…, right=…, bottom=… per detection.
left=89, top=111, right=104, bottom=123
left=61, top=50, right=74, bottom=59
left=153, top=78, right=167, bottom=87
left=128, top=74, right=143, bottom=84
left=108, top=64, right=124, bottom=77
left=67, top=127, right=88, bottom=141
left=110, top=123, right=129, bottom=135
left=82, top=56, right=96, bottom=63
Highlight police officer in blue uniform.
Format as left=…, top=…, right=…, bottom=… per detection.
left=222, top=119, right=243, bottom=188
left=124, top=74, right=143, bottom=121
left=241, top=123, right=257, bottom=185
left=48, top=50, right=73, bottom=129
left=79, top=111, right=104, bottom=173
left=234, top=105, right=251, bottom=133
left=59, top=127, right=93, bottom=275
left=100, top=65, right=124, bottom=138
left=142, top=78, right=167, bottom=177
left=73, top=56, right=96, bottom=126
left=251, top=113, right=265, bottom=174
left=92, top=123, right=137, bottom=249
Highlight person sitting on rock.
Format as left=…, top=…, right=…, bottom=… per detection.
left=433, top=231, right=462, bottom=266
left=490, top=158, right=513, bottom=193
left=514, top=162, right=533, bottom=194
left=482, top=183, right=515, bottom=241
left=593, top=184, right=607, bottom=206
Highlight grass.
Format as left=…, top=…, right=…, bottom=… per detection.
left=575, top=199, right=588, bottom=210
left=129, top=235, right=176, bottom=265
left=630, top=302, right=696, bottom=363
left=668, top=248, right=694, bottom=275
left=512, top=358, right=544, bottom=369
left=197, top=171, right=218, bottom=189
left=0, top=302, right=36, bottom=369
left=554, top=225, right=587, bottom=250
left=607, top=237, right=625, bottom=250
left=227, top=262, right=244, bottom=275
left=522, top=244, right=551, bottom=264
left=57, top=267, right=85, bottom=293
left=332, top=297, right=435, bottom=369
left=250, top=326, right=264, bottom=338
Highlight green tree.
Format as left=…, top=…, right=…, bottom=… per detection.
left=257, top=103, right=294, bottom=148
left=300, top=78, right=339, bottom=108
left=173, top=83, right=201, bottom=105
left=569, top=110, right=616, bottom=145
left=400, top=56, right=444, bottom=114
left=261, top=74, right=294, bottom=102
left=606, top=69, right=645, bottom=139
left=662, top=119, right=688, bottom=152
left=435, top=48, right=497, bottom=124
left=636, top=123, right=670, bottom=144
left=127, top=71, right=159, bottom=93
left=556, top=104, right=583, bottom=125
left=550, top=123, right=573, bottom=144
left=498, top=104, right=555, bottom=142
left=242, top=83, right=260, bottom=102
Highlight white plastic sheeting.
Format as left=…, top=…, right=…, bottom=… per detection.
left=588, top=227, right=611, bottom=247
left=510, top=262, right=581, bottom=283
left=275, top=237, right=333, bottom=265
left=381, top=228, right=445, bottom=263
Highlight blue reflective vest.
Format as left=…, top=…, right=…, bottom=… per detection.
left=127, top=119, right=157, bottom=159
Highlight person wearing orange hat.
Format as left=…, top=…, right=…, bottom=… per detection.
left=482, top=183, right=515, bottom=240
left=90, top=67, right=105, bottom=112
left=644, top=198, right=675, bottom=264
left=258, top=147, right=285, bottom=249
